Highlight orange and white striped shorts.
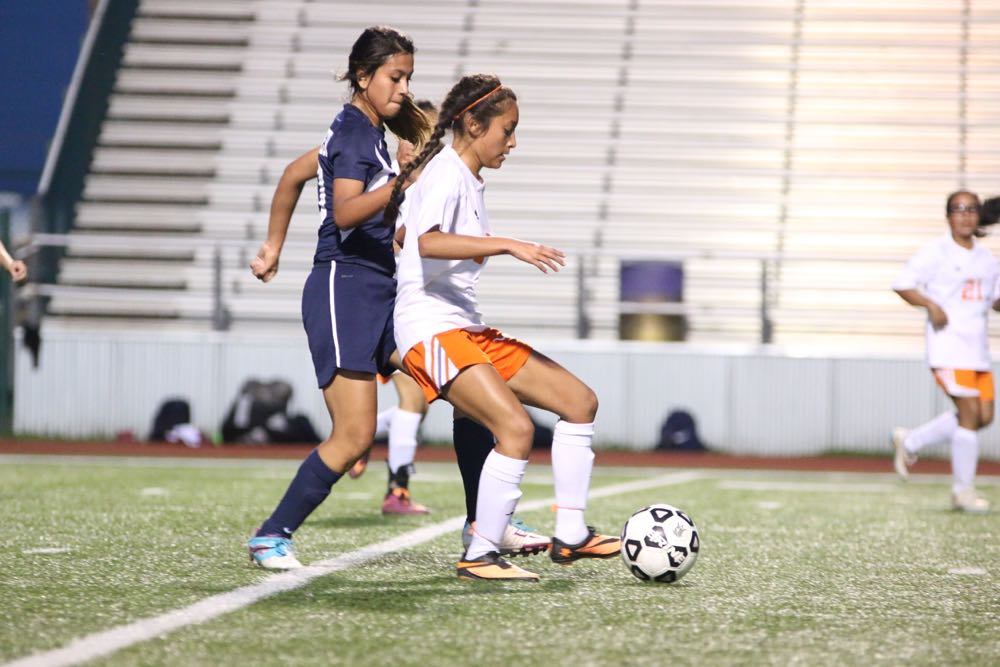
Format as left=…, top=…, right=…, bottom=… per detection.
left=401, top=327, right=532, bottom=402
left=932, top=368, right=995, bottom=401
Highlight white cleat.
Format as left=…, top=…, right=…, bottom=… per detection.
left=462, top=518, right=552, bottom=557
left=952, top=488, right=991, bottom=514
left=248, top=535, right=304, bottom=569
left=891, top=427, right=916, bottom=480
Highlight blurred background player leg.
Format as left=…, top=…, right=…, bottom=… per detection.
left=890, top=411, right=957, bottom=479
left=381, top=371, right=430, bottom=514
left=950, top=387, right=993, bottom=512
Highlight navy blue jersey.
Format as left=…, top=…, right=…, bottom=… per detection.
left=315, top=104, right=396, bottom=275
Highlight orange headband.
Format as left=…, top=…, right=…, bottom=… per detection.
left=452, top=85, right=503, bottom=121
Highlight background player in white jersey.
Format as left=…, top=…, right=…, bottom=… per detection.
left=891, top=190, right=1000, bottom=512
left=385, top=74, right=620, bottom=581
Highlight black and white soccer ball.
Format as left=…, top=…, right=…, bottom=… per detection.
left=620, top=503, right=700, bottom=583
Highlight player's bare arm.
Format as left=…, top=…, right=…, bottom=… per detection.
left=0, top=240, right=27, bottom=283
left=251, top=147, right=320, bottom=282
left=417, top=227, right=565, bottom=273
left=895, top=288, right=948, bottom=328
left=333, top=173, right=414, bottom=231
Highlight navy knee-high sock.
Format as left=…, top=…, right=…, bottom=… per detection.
left=453, top=417, right=496, bottom=524
left=257, top=449, right=341, bottom=538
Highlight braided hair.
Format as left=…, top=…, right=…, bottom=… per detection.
left=339, top=26, right=432, bottom=145
left=382, top=74, right=517, bottom=227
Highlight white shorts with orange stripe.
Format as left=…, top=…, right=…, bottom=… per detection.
left=932, top=368, right=995, bottom=401
left=401, top=327, right=532, bottom=403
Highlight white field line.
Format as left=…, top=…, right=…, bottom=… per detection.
left=717, top=480, right=896, bottom=493
left=3, top=470, right=703, bottom=667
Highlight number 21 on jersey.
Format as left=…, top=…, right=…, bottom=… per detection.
left=961, top=279, right=983, bottom=301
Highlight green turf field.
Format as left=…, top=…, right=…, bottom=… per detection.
left=3, top=455, right=998, bottom=666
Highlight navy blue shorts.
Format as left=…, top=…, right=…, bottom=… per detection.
left=301, top=261, right=397, bottom=388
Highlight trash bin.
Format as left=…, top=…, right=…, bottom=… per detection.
left=619, top=260, right=686, bottom=341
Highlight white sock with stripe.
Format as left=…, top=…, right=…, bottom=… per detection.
left=387, top=409, right=422, bottom=474
left=904, top=411, right=958, bottom=454
left=950, top=427, right=979, bottom=495
left=465, top=450, right=526, bottom=560
left=552, top=420, right=595, bottom=545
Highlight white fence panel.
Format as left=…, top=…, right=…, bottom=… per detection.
left=13, top=328, right=1000, bottom=460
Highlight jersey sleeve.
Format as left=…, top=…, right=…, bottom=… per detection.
left=892, top=243, right=938, bottom=291
left=327, top=123, right=378, bottom=183
left=412, top=170, right=460, bottom=237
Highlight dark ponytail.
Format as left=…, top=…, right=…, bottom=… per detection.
left=383, top=74, right=517, bottom=227
left=339, top=26, right=431, bottom=145
left=981, top=196, right=1000, bottom=228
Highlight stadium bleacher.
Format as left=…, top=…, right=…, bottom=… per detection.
left=37, top=0, right=1000, bottom=348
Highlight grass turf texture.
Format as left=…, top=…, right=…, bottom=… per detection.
left=2, top=457, right=998, bottom=666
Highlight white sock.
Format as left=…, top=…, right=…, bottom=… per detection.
left=950, top=427, right=979, bottom=495
left=466, top=450, right=526, bottom=560
left=375, top=407, right=396, bottom=439
left=387, top=409, right=422, bottom=474
left=905, top=411, right=958, bottom=454
left=552, top=420, right=595, bottom=545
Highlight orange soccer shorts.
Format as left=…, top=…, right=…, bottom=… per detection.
left=401, top=327, right=532, bottom=402
left=932, top=368, right=995, bottom=401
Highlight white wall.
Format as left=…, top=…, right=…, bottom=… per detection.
left=14, top=328, right=999, bottom=460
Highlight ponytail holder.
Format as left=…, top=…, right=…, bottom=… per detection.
left=452, top=85, right=503, bottom=121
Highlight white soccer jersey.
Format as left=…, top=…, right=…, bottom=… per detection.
left=394, top=146, right=491, bottom=356
left=893, top=233, right=1000, bottom=370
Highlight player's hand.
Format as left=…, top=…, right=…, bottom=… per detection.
left=396, top=140, right=417, bottom=168
left=250, top=241, right=280, bottom=283
left=8, top=260, right=27, bottom=284
left=927, top=302, right=948, bottom=329
left=508, top=240, right=565, bottom=274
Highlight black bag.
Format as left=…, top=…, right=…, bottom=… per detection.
left=150, top=398, right=191, bottom=441
left=657, top=410, right=706, bottom=451
left=266, top=413, right=320, bottom=444
left=221, top=379, right=308, bottom=444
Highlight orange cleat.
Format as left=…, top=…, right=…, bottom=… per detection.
left=549, top=527, right=621, bottom=565
left=456, top=551, right=540, bottom=581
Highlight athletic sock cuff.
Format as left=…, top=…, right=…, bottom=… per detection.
left=483, top=450, right=528, bottom=484
left=304, top=449, right=340, bottom=486
left=554, top=420, right=595, bottom=446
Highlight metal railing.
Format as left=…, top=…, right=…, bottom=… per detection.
left=18, top=232, right=912, bottom=344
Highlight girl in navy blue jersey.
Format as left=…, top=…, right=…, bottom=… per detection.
left=247, top=26, right=432, bottom=569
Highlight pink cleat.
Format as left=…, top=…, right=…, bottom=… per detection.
left=381, top=487, right=430, bottom=515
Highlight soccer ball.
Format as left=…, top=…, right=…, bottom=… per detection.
left=620, top=503, right=700, bottom=583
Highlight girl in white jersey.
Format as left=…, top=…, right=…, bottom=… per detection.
left=252, top=101, right=551, bottom=554
left=891, top=190, right=1000, bottom=512
left=384, top=74, right=621, bottom=581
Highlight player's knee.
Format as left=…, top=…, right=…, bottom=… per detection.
left=566, top=386, right=599, bottom=423
left=493, top=412, right=534, bottom=457
left=335, top=421, right=375, bottom=453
